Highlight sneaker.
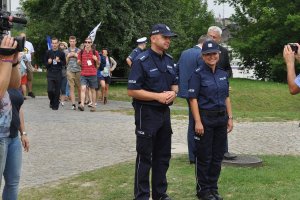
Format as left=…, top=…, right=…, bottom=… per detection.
left=88, top=102, right=93, bottom=107
left=28, top=92, right=35, bottom=98
left=61, top=101, right=65, bottom=107
left=71, top=104, right=76, bottom=110
left=90, top=107, right=96, bottom=112
left=78, top=105, right=84, bottom=111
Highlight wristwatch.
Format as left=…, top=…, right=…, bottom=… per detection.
left=228, top=116, right=233, bottom=120
left=21, top=132, right=27, bottom=136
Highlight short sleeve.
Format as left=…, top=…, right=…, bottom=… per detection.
left=295, top=74, right=300, bottom=88
left=128, top=60, right=144, bottom=90
left=188, top=71, right=201, bottom=98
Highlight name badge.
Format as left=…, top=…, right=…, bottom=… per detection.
left=87, top=60, right=92, bottom=66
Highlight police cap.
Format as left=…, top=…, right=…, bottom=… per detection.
left=150, top=24, right=177, bottom=37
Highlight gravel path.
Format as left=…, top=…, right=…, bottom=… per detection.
left=18, top=97, right=300, bottom=188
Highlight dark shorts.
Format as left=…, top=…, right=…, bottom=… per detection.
left=80, top=75, right=98, bottom=89
left=99, top=76, right=111, bottom=85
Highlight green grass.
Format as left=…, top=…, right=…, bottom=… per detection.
left=32, top=73, right=300, bottom=121
left=19, top=155, right=300, bottom=200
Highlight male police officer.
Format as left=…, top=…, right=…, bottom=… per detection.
left=126, top=37, right=147, bottom=67
left=128, top=24, right=178, bottom=200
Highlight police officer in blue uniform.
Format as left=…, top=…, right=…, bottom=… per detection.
left=128, top=24, right=178, bottom=200
left=126, top=37, right=147, bottom=67
left=188, top=40, right=233, bottom=200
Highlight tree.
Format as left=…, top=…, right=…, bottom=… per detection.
left=21, top=0, right=214, bottom=76
left=217, top=0, right=300, bottom=81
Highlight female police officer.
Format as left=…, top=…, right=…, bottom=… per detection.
left=188, top=40, right=233, bottom=200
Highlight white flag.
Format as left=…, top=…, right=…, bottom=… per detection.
left=88, top=22, right=102, bottom=42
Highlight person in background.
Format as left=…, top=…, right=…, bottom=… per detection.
left=188, top=40, right=233, bottom=200
left=126, top=37, right=147, bottom=67
left=99, top=48, right=117, bottom=104
left=59, top=41, right=68, bottom=107
left=77, top=37, right=100, bottom=112
left=44, top=37, right=66, bottom=110
left=65, top=36, right=81, bottom=110
left=20, top=33, right=35, bottom=98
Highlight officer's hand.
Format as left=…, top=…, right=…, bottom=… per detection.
left=195, top=120, right=204, bottom=136
left=227, top=118, right=233, bottom=133
left=56, top=56, right=60, bottom=62
left=48, top=58, right=52, bottom=64
left=157, top=92, right=169, bottom=104
left=165, top=91, right=176, bottom=104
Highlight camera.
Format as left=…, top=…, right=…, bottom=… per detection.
left=0, top=9, right=27, bottom=54
left=288, top=43, right=298, bottom=54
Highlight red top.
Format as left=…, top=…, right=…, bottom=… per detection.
left=78, top=49, right=99, bottom=76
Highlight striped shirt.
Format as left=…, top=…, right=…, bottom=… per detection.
left=78, top=49, right=99, bottom=76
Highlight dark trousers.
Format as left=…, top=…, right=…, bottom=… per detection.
left=186, top=99, right=196, bottom=162
left=47, top=71, right=62, bottom=109
left=133, top=103, right=172, bottom=200
left=195, top=114, right=227, bottom=194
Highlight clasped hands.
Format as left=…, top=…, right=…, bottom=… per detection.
left=157, top=91, right=176, bottom=104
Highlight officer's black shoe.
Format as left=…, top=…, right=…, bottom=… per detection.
left=197, top=191, right=217, bottom=200
left=158, top=195, right=172, bottom=200
left=28, top=92, right=35, bottom=98
left=211, top=190, right=223, bottom=200
left=224, top=152, right=237, bottom=160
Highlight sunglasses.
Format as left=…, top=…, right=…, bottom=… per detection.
left=84, top=41, right=92, bottom=44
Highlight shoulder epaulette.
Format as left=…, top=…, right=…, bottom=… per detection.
left=165, top=53, right=173, bottom=59
left=139, top=54, right=149, bottom=62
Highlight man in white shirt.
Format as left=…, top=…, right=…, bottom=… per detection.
left=20, top=33, right=35, bottom=98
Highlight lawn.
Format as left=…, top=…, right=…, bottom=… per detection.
left=19, top=155, right=300, bottom=200
left=33, top=72, right=300, bottom=121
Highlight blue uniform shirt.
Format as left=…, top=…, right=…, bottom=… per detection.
left=176, top=45, right=203, bottom=98
left=188, top=63, right=229, bottom=111
left=128, top=48, right=178, bottom=106
left=295, top=74, right=300, bottom=88
left=128, top=47, right=143, bottom=62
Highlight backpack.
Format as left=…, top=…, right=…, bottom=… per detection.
left=99, top=53, right=106, bottom=71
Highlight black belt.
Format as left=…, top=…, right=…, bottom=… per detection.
left=200, top=110, right=226, bottom=117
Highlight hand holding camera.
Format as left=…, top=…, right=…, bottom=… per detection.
left=283, top=43, right=300, bottom=65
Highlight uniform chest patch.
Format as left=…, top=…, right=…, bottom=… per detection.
left=149, top=68, right=158, bottom=72
left=219, top=77, right=227, bottom=81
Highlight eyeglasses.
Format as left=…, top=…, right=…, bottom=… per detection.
left=84, top=41, right=92, bottom=44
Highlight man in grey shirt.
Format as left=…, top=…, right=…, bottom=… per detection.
left=65, top=36, right=81, bottom=110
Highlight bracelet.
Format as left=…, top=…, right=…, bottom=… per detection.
left=228, top=116, right=233, bottom=120
left=1, top=59, right=13, bottom=63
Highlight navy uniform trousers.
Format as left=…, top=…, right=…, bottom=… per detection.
left=133, top=103, right=172, bottom=200
left=47, top=70, right=62, bottom=109
left=195, top=112, right=228, bottom=195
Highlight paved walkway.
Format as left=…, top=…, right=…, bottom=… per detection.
left=19, top=97, right=300, bottom=188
